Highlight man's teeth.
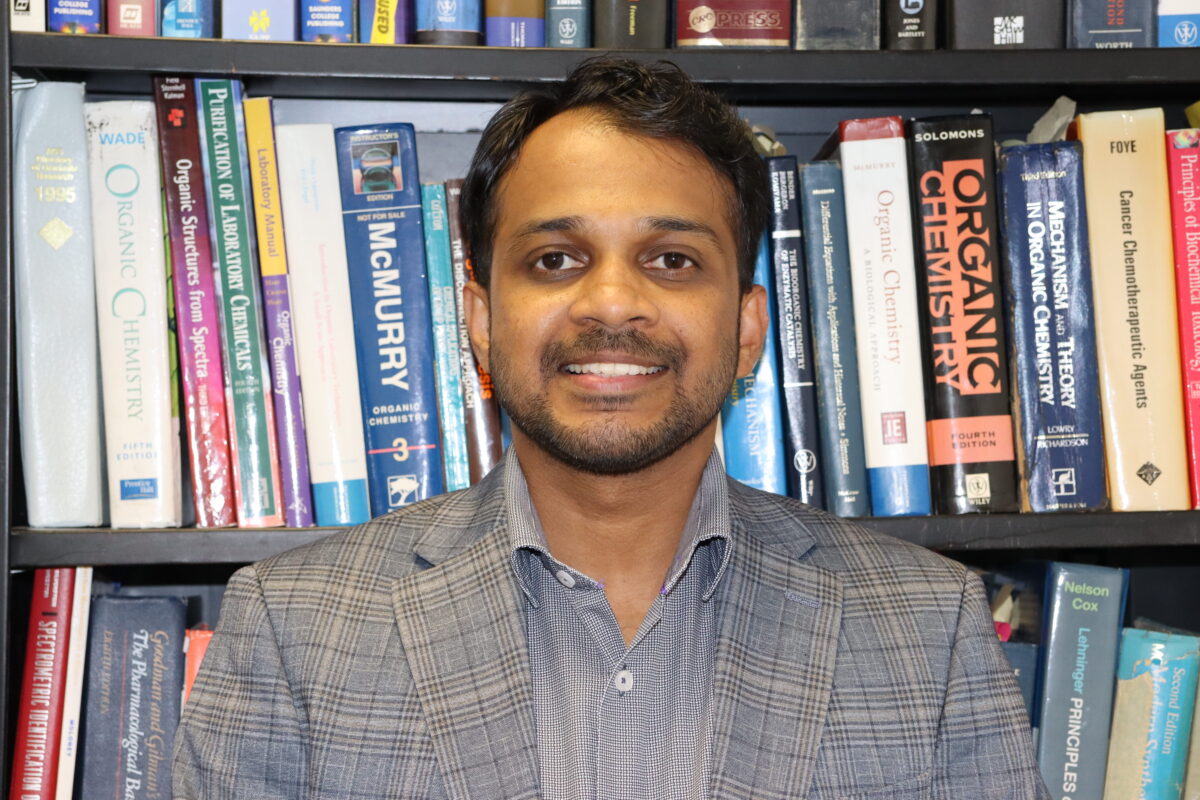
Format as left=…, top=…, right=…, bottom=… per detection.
left=564, top=363, right=665, bottom=377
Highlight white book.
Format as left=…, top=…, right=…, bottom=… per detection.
left=10, top=0, right=46, bottom=31
left=85, top=101, right=182, bottom=528
left=14, top=82, right=105, bottom=527
left=54, top=566, right=93, bottom=800
left=273, top=123, right=371, bottom=525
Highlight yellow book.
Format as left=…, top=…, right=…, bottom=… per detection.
left=1076, top=108, right=1189, bottom=510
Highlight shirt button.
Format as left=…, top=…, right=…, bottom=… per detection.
left=614, top=669, right=634, bottom=692
left=554, top=569, right=576, bottom=588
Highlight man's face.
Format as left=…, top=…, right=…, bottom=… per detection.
left=465, top=108, right=767, bottom=475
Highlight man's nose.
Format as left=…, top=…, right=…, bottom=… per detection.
left=567, top=255, right=660, bottom=330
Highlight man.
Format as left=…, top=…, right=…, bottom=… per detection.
left=174, top=57, right=1048, bottom=799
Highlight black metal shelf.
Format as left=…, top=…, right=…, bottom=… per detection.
left=12, top=32, right=1200, bottom=104
left=11, top=527, right=339, bottom=567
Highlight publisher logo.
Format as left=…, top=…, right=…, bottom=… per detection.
left=993, top=14, right=1024, bottom=45
left=388, top=474, right=421, bottom=508
left=120, top=478, right=159, bottom=500
left=119, top=3, right=142, bottom=24
left=558, top=17, right=577, bottom=39
left=900, top=0, right=923, bottom=14
left=965, top=473, right=991, bottom=504
left=1051, top=468, right=1077, bottom=497
left=1137, top=461, right=1162, bottom=485
left=13, top=0, right=30, bottom=13
left=249, top=9, right=271, bottom=32
left=688, top=5, right=716, bottom=33
left=436, top=0, right=455, bottom=17
left=1175, top=20, right=1198, bottom=45
left=881, top=412, right=908, bottom=445
left=794, top=449, right=818, bottom=474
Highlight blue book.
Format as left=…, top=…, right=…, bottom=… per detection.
left=1000, top=641, right=1041, bottom=727
left=336, top=123, right=445, bottom=516
left=1159, top=0, right=1200, bottom=45
left=997, top=142, right=1107, bottom=512
left=722, top=235, right=787, bottom=495
left=799, top=162, right=870, bottom=518
left=765, top=156, right=824, bottom=508
left=222, top=0, right=298, bottom=38
left=414, top=0, right=482, bottom=42
left=359, top=0, right=412, bottom=41
left=421, top=183, right=470, bottom=493
left=1067, top=0, right=1154, bottom=46
left=48, top=0, right=101, bottom=31
left=301, top=0, right=355, bottom=40
left=484, top=0, right=544, bottom=44
left=161, top=0, right=214, bottom=36
left=546, top=0, right=588, bottom=45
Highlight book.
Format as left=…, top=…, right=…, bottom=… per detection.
left=106, top=0, right=156, bottom=33
left=153, top=76, right=237, bottom=530
left=80, top=596, right=186, bottom=800
left=13, top=81, right=105, bottom=528
left=722, top=235, right=788, bottom=495
left=445, top=179, right=503, bottom=483
left=593, top=0, right=668, bottom=47
left=274, top=123, right=371, bottom=526
left=799, top=161, right=871, bottom=517
left=1068, top=0, right=1154, bottom=46
left=222, top=0, right=297, bottom=37
left=182, top=628, right=214, bottom=705
left=55, top=567, right=92, bottom=800
left=244, top=96, right=315, bottom=528
left=85, top=100, right=183, bottom=529
left=300, top=0, right=355, bottom=40
left=996, top=142, right=1108, bottom=513
left=947, top=0, right=1064, bottom=48
left=675, top=0, right=791, bottom=46
left=10, top=0, right=46, bottom=30
left=414, top=0, right=482, bottom=42
left=9, top=569, right=75, bottom=800
left=161, top=0, right=215, bottom=35
left=485, top=0, right=544, bottom=43
left=194, top=79, right=286, bottom=528
left=422, top=183, right=471, bottom=493
left=836, top=116, right=931, bottom=516
left=360, top=0, right=412, bottom=41
left=766, top=156, right=823, bottom=507
left=1000, top=640, right=1040, bottom=725
left=1035, top=562, right=1128, bottom=800
left=1103, top=628, right=1200, bottom=798
left=793, top=0, right=876, bottom=48
left=47, top=0, right=100, bottom=31
left=909, top=114, right=1019, bottom=514
left=882, top=0, right=935, bottom=49
left=1074, top=108, right=1190, bottom=511
left=546, top=0, right=588, bottom=45
left=336, top=123, right=446, bottom=515
left=1160, top=0, right=1200, bottom=45
left=1167, top=128, right=1200, bottom=509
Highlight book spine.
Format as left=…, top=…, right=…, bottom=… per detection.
left=766, top=156, right=824, bottom=506
left=47, top=0, right=101, bottom=31
left=301, top=0, right=355, bottom=39
left=222, top=0, right=298, bottom=38
left=414, top=0, right=482, bottom=42
left=153, top=76, right=237, bottom=529
left=947, top=0, right=1065, bottom=48
left=422, top=184, right=471, bottom=493
left=593, top=0, right=668, bottom=47
left=335, top=123, right=446, bottom=516
left=13, top=82, right=105, bottom=527
left=243, top=96, right=315, bottom=528
left=273, top=123, right=371, bottom=526
left=722, top=236, right=788, bottom=495
left=546, top=0, right=589, bottom=45
left=883, top=0, right=935, bottom=48
left=359, top=0, right=413, bottom=41
left=799, top=162, right=871, bottom=517
left=86, top=100, right=183, bottom=528
left=485, top=0, right=544, bottom=43
left=194, top=79, right=286, bottom=528
left=106, top=0, right=157, bottom=32
left=793, top=0, right=877, bottom=48
left=996, top=142, right=1108, bottom=512
left=8, top=569, right=75, bottom=800
left=183, top=628, right=214, bottom=705
left=1076, top=108, right=1189, bottom=511
left=1167, top=128, right=1200, bottom=510
left=1160, top=0, right=1200, bottom=45
left=161, top=0, right=215, bottom=35
left=910, top=115, right=1019, bottom=514
left=1068, top=0, right=1154, bottom=46
left=53, top=567, right=92, bottom=800
left=10, top=0, right=47, bottom=30
left=675, top=0, right=790, bottom=46
left=838, top=116, right=931, bottom=516
left=1035, top=562, right=1127, bottom=800
left=445, top=179, right=503, bottom=483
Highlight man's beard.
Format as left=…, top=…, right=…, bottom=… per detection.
left=489, top=326, right=739, bottom=475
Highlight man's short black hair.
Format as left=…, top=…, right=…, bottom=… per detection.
left=460, top=56, right=770, bottom=295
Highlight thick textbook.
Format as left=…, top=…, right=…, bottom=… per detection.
left=1068, top=0, right=1154, bottom=46
left=55, top=567, right=92, bottom=800
left=10, top=0, right=46, bottom=30
left=675, top=0, right=791, bottom=46
left=1160, top=0, right=1200, bottom=45
left=14, top=82, right=105, bottom=528
left=882, top=0, right=935, bottom=49
left=593, top=0, right=668, bottom=47
left=547, top=0, right=588, bottom=45
left=799, top=162, right=870, bottom=517
left=1075, top=108, right=1190, bottom=511
left=85, top=100, right=183, bottom=529
left=336, top=123, right=446, bottom=515
left=162, top=0, right=214, bottom=35
left=1166, top=128, right=1200, bottom=509
left=910, top=115, right=1018, bottom=514
left=300, top=0, right=355, bottom=40
left=48, top=0, right=100, bottom=31
left=415, top=0, right=482, bottom=41
left=996, top=142, right=1107, bottom=512
left=484, top=0, right=543, bottom=44
left=947, top=0, right=1064, bottom=48
left=360, top=0, right=412, bottom=41
left=222, top=0, right=297, bottom=38
left=794, top=0, right=876, bottom=48
left=106, top=0, right=156, bottom=34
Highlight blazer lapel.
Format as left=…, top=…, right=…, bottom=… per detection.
left=709, top=485, right=844, bottom=800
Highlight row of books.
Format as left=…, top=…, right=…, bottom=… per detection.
left=727, top=105, right=1200, bottom=517
left=10, top=0, right=1200, bottom=49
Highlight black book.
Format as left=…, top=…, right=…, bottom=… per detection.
left=593, top=0, right=669, bottom=47
left=883, top=0, right=937, bottom=49
left=948, top=0, right=1065, bottom=48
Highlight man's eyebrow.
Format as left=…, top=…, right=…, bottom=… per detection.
left=504, top=215, right=726, bottom=252
left=510, top=216, right=586, bottom=243
left=640, top=216, right=725, bottom=248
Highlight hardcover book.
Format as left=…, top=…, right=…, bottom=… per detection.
left=1166, top=128, right=1200, bottom=509
left=547, top=0, right=588, bottom=45
left=1068, top=0, right=1154, bottom=46
left=947, top=0, right=1064, bottom=48
left=909, top=115, right=1019, bottom=514
left=593, top=0, right=668, bottom=46
left=55, top=567, right=92, bottom=800
left=675, top=0, right=791, bottom=46
left=182, top=628, right=214, bottom=705
left=14, top=82, right=105, bottom=528
left=883, top=0, right=935, bottom=49
left=794, top=0, right=876, bottom=48
left=222, top=0, right=298, bottom=38
left=360, top=0, right=412, bottom=41
left=10, top=0, right=46, bottom=30
left=415, top=0, right=482, bottom=42
left=1075, top=108, right=1190, bottom=511
left=47, top=0, right=100, bottom=37
left=106, top=0, right=156, bottom=33
left=301, top=0, right=355, bottom=39
left=1160, top=0, right=1200, bottom=45
left=996, top=142, right=1108, bottom=512
left=161, top=0, right=215, bottom=35
left=485, top=0, right=544, bottom=43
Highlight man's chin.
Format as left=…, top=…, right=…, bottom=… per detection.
left=517, top=419, right=714, bottom=476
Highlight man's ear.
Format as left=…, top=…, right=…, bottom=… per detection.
left=463, top=279, right=492, bottom=373
left=735, top=284, right=768, bottom=380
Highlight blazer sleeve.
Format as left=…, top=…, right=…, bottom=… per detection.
left=931, top=570, right=1051, bottom=800
left=173, top=565, right=309, bottom=800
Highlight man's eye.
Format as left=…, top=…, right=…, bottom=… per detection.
left=648, top=252, right=696, bottom=270
left=534, top=252, right=581, bottom=271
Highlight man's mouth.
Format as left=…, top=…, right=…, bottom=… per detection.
left=562, top=363, right=666, bottom=377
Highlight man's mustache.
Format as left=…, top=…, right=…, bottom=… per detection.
left=540, top=328, right=685, bottom=374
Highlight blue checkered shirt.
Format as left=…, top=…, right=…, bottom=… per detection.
left=505, top=449, right=733, bottom=800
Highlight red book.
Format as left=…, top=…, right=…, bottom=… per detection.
left=8, top=568, right=75, bottom=800
left=183, top=628, right=215, bottom=704
left=105, top=0, right=157, bottom=33
left=1167, top=128, right=1200, bottom=509
left=675, top=0, right=791, bottom=47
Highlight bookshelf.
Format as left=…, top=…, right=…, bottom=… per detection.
left=6, top=26, right=1200, bottom=786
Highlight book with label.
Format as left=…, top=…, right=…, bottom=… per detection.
left=415, top=0, right=481, bottom=41
left=910, top=115, right=1018, bottom=514
left=1166, top=128, right=1200, bottom=509
left=1068, top=0, right=1154, bottom=46
left=85, top=100, right=183, bottom=528
left=1160, top=0, right=1200, bottom=45
left=485, top=0, right=543, bottom=43
left=335, top=123, right=446, bottom=515
left=106, top=0, right=157, bottom=33
left=996, top=141, right=1108, bottom=512
left=1074, top=108, right=1189, bottom=511
left=799, top=161, right=871, bottom=517
left=300, top=0, right=355, bottom=40
left=14, top=82, right=105, bottom=528
left=222, top=0, right=298, bottom=38
left=10, top=0, right=46, bottom=30
left=55, top=567, right=92, bottom=800
left=593, top=0, right=668, bottom=46
left=194, top=79, right=286, bottom=527
left=360, top=0, right=413, bottom=41
left=882, top=0, right=935, bottom=49
left=48, top=0, right=100, bottom=31
left=675, top=0, right=791, bottom=46
left=766, top=156, right=823, bottom=506
left=162, top=0, right=215, bottom=35
left=947, top=0, right=1064, bottom=48
left=793, top=0, right=877, bottom=48
left=546, top=0, right=588, bottom=45
left=274, top=123, right=371, bottom=525
left=836, top=116, right=931, bottom=516
left=244, top=96, right=315, bottom=528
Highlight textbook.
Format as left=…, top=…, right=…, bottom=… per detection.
left=300, top=0, right=355, bottom=40
left=793, top=0, right=876, bottom=48
left=161, top=0, right=214, bottom=35
left=1166, top=128, right=1200, bottom=509
left=593, top=0, right=668, bottom=46
left=359, top=0, right=412, bottom=40
left=675, top=0, right=791, bottom=46
left=48, top=0, right=101, bottom=31
left=415, top=0, right=481, bottom=40
left=1068, top=0, right=1154, bottom=46
left=882, top=0, right=935, bottom=49
left=221, top=0, right=297, bottom=38
left=10, top=0, right=46, bottom=29
left=484, top=0, right=543, bottom=43
left=546, top=0, right=588, bottom=45
left=55, top=567, right=92, bottom=800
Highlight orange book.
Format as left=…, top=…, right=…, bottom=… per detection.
left=183, top=627, right=215, bottom=705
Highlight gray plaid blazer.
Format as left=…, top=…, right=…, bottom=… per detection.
left=173, top=462, right=1049, bottom=799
